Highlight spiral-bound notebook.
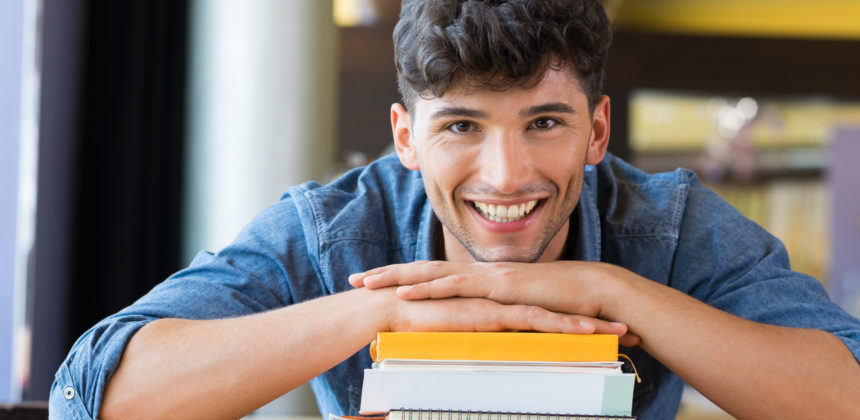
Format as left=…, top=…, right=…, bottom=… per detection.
left=332, top=409, right=635, bottom=420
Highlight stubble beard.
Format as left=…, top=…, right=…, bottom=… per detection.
left=428, top=175, right=583, bottom=263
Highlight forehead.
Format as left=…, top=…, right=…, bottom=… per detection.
left=415, top=67, right=588, bottom=116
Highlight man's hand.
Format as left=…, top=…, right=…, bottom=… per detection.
left=350, top=260, right=640, bottom=346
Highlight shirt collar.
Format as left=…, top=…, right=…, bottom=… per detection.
left=573, top=164, right=602, bottom=262
left=415, top=196, right=440, bottom=261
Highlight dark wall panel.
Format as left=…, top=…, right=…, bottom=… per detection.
left=67, top=0, right=188, bottom=364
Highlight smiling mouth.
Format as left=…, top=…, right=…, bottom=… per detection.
left=471, top=200, right=541, bottom=223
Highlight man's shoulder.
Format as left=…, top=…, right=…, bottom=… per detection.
left=285, top=153, right=412, bottom=193
left=588, top=154, right=760, bottom=286
left=284, top=153, right=429, bottom=247
left=595, top=153, right=700, bottom=191
left=591, top=153, right=704, bottom=239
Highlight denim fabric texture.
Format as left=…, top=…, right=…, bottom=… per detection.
left=50, top=153, right=860, bottom=420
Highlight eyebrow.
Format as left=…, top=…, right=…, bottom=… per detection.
left=520, top=102, right=576, bottom=117
left=429, top=106, right=487, bottom=121
left=428, top=102, right=576, bottom=121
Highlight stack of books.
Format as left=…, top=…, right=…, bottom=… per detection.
left=356, top=332, right=637, bottom=420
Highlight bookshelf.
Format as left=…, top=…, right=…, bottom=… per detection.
left=626, top=91, right=860, bottom=285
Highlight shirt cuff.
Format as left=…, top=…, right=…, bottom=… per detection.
left=50, top=362, right=93, bottom=420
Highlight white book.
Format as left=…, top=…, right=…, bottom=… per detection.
left=359, top=363, right=634, bottom=417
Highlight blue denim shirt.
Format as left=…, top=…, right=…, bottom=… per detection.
left=51, top=153, right=860, bottom=420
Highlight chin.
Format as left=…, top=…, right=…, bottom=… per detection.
left=467, top=246, right=544, bottom=263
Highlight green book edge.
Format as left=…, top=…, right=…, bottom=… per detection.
left=601, top=374, right=635, bottom=416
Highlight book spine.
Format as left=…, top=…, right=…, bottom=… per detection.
left=388, top=409, right=635, bottom=420
left=372, top=332, right=618, bottom=363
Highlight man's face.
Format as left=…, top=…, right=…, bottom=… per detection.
left=392, top=68, right=610, bottom=263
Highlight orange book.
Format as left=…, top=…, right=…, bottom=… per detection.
left=370, top=332, right=618, bottom=363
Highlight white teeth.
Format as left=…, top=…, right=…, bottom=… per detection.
left=472, top=200, right=539, bottom=223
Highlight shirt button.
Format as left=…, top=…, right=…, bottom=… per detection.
left=64, top=387, right=75, bottom=400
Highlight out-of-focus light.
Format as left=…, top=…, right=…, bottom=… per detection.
left=334, top=0, right=378, bottom=27
left=712, top=97, right=759, bottom=139
left=738, top=97, right=759, bottom=120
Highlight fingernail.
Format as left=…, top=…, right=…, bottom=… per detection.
left=579, top=320, right=594, bottom=330
left=611, top=322, right=626, bottom=329
left=397, top=285, right=413, bottom=293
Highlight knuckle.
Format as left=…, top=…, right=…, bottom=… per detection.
left=472, top=298, right=495, bottom=311
left=448, top=273, right=467, bottom=285
left=498, top=265, right=517, bottom=276
left=560, top=316, right=578, bottom=330
left=522, top=305, right=545, bottom=320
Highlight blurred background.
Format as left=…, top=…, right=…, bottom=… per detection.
left=2, top=0, right=859, bottom=419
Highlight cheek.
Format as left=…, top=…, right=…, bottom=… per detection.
left=422, top=146, right=473, bottom=196
left=559, top=167, right=586, bottom=211
left=419, top=163, right=459, bottom=210
left=537, top=146, right=586, bottom=187
left=436, top=171, right=466, bottom=206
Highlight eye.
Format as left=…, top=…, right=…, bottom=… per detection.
left=531, top=117, right=558, bottom=130
left=447, top=121, right=475, bottom=134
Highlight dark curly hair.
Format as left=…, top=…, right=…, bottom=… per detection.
left=393, top=0, right=612, bottom=113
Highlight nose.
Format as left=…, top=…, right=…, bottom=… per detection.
left=478, top=130, right=532, bottom=195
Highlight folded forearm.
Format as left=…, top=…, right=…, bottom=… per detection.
left=604, top=274, right=860, bottom=419
left=100, top=287, right=390, bottom=420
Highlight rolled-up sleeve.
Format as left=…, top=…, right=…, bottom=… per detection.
left=50, top=317, right=151, bottom=419
left=51, top=363, right=92, bottom=420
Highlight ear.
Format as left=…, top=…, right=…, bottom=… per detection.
left=586, top=95, right=611, bottom=165
left=391, top=103, right=420, bottom=170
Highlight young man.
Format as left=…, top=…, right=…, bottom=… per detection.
left=52, top=1, right=860, bottom=419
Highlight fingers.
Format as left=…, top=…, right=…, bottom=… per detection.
left=619, top=332, right=642, bottom=347
left=351, top=262, right=508, bottom=303
left=348, top=264, right=397, bottom=287
left=585, top=319, right=629, bottom=337
left=492, top=305, right=593, bottom=334
left=354, top=261, right=636, bottom=342
left=395, top=273, right=493, bottom=300
left=389, top=296, right=631, bottom=338
left=349, top=261, right=457, bottom=289
left=393, top=298, right=597, bottom=335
